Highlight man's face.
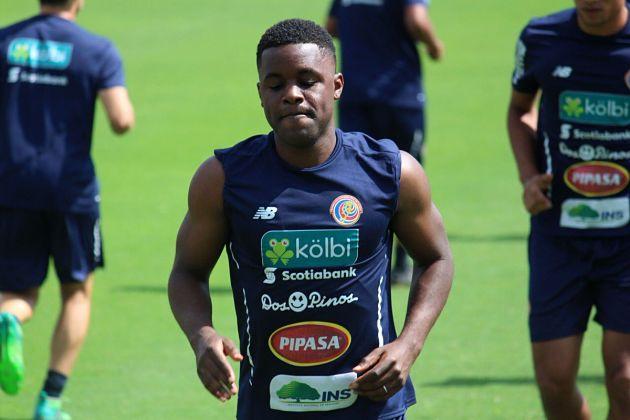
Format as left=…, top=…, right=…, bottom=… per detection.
left=257, top=43, right=343, bottom=148
left=574, top=0, right=626, bottom=29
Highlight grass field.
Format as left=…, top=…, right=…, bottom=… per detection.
left=0, top=1, right=611, bottom=418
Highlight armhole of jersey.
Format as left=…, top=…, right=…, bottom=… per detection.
left=392, top=150, right=403, bottom=214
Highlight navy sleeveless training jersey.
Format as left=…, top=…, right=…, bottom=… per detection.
left=0, top=14, right=125, bottom=213
left=215, top=129, right=416, bottom=419
left=512, top=8, right=630, bottom=237
left=329, top=0, right=428, bottom=109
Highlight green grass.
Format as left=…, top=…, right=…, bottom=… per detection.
left=0, top=1, right=610, bottom=418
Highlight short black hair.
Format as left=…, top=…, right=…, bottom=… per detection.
left=40, top=0, right=73, bottom=7
left=257, top=18, right=336, bottom=68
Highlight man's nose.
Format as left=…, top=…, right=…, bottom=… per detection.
left=283, top=84, right=304, bottom=104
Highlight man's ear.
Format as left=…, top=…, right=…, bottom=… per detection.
left=333, top=73, right=344, bottom=100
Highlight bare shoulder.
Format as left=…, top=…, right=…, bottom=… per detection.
left=188, top=157, right=225, bottom=216
left=398, top=151, right=430, bottom=212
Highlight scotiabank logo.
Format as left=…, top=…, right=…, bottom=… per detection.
left=268, top=322, right=351, bottom=367
left=564, top=161, right=629, bottom=197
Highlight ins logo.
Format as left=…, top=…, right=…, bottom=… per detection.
left=329, top=195, right=363, bottom=226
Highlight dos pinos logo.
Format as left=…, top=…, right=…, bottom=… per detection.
left=330, top=195, right=363, bottom=226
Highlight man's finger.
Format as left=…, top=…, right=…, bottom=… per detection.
left=537, top=173, right=553, bottom=188
left=353, top=358, right=395, bottom=389
left=198, top=365, right=228, bottom=399
left=352, top=349, right=382, bottom=373
left=528, top=192, right=552, bottom=215
left=198, top=350, right=237, bottom=397
left=355, top=380, right=401, bottom=401
left=223, top=337, right=244, bottom=362
left=356, top=365, right=399, bottom=392
left=213, top=349, right=239, bottom=393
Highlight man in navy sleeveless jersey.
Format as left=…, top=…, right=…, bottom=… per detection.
left=326, top=0, right=444, bottom=285
left=508, top=0, right=630, bottom=418
left=0, top=0, right=134, bottom=418
left=169, top=19, right=452, bottom=419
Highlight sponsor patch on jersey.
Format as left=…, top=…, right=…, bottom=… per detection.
left=559, top=142, right=630, bottom=162
left=560, top=197, right=629, bottom=229
left=270, top=372, right=357, bottom=412
left=268, top=322, right=351, bottom=366
left=261, top=230, right=358, bottom=268
left=564, top=161, right=629, bottom=197
left=559, top=91, right=630, bottom=126
left=7, top=38, right=73, bottom=70
left=261, top=291, right=359, bottom=313
left=329, top=195, right=363, bottom=226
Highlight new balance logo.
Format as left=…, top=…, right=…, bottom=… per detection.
left=552, top=66, right=572, bottom=78
left=253, top=207, right=278, bottom=220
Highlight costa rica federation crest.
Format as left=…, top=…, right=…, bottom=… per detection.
left=329, top=195, right=363, bottom=226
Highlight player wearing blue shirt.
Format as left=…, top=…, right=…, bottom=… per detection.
left=0, top=1, right=134, bottom=418
left=168, top=19, right=453, bottom=419
left=326, top=0, right=443, bottom=285
left=508, top=0, right=630, bottom=418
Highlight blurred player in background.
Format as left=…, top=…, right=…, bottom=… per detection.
left=169, top=18, right=452, bottom=419
left=0, top=0, right=134, bottom=418
left=326, top=0, right=444, bottom=284
left=508, top=0, right=630, bottom=418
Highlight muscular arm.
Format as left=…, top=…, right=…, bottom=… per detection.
left=507, top=89, right=539, bottom=183
left=391, top=152, right=453, bottom=356
left=168, top=157, right=242, bottom=401
left=403, top=4, right=444, bottom=60
left=98, top=86, right=135, bottom=134
left=350, top=152, right=453, bottom=400
left=507, top=89, right=552, bottom=214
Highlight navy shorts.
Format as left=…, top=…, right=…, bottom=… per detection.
left=528, top=231, right=630, bottom=342
left=338, top=102, right=425, bottom=163
left=0, top=207, right=104, bottom=292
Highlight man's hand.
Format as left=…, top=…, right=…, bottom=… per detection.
left=426, top=39, right=444, bottom=61
left=523, top=173, right=553, bottom=215
left=349, top=339, right=416, bottom=402
left=191, top=328, right=243, bottom=402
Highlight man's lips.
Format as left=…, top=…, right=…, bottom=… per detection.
left=280, top=110, right=315, bottom=119
left=581, top=7, right=603, bottom=14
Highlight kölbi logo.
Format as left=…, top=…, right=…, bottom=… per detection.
left=270, top=373, right=357, bottom=412
left=560, top=91, right=630, bottom=126
left=8, top=38, right=73, bottom=70
left=261, top=230, right=359, bottom=268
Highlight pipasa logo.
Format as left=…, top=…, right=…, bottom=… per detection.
left=564, top=161, right=629, bottom=197
left=560, top=91, right=630, bottom=126
left=261, top=230, right=359, bottom=268
left=268, top=322, right=351, bottom=366
left=269, top=372, right=357, bottom=412
left=329, top=195, right=363, bottom=226
left=8, top=38, right=73, bottom=70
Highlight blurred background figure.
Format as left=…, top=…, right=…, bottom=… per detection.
left=326, top=0, right=444, bottom=285
left=508, top=0, right=630, bottom=418
left=0, top=0, right=134, bottom=418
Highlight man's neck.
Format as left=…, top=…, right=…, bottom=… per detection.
left=40, top=6, right=77, bottom=21
left=274, top=126, right=337, bottom=169
left=577, top=6, right=628, bottom=36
